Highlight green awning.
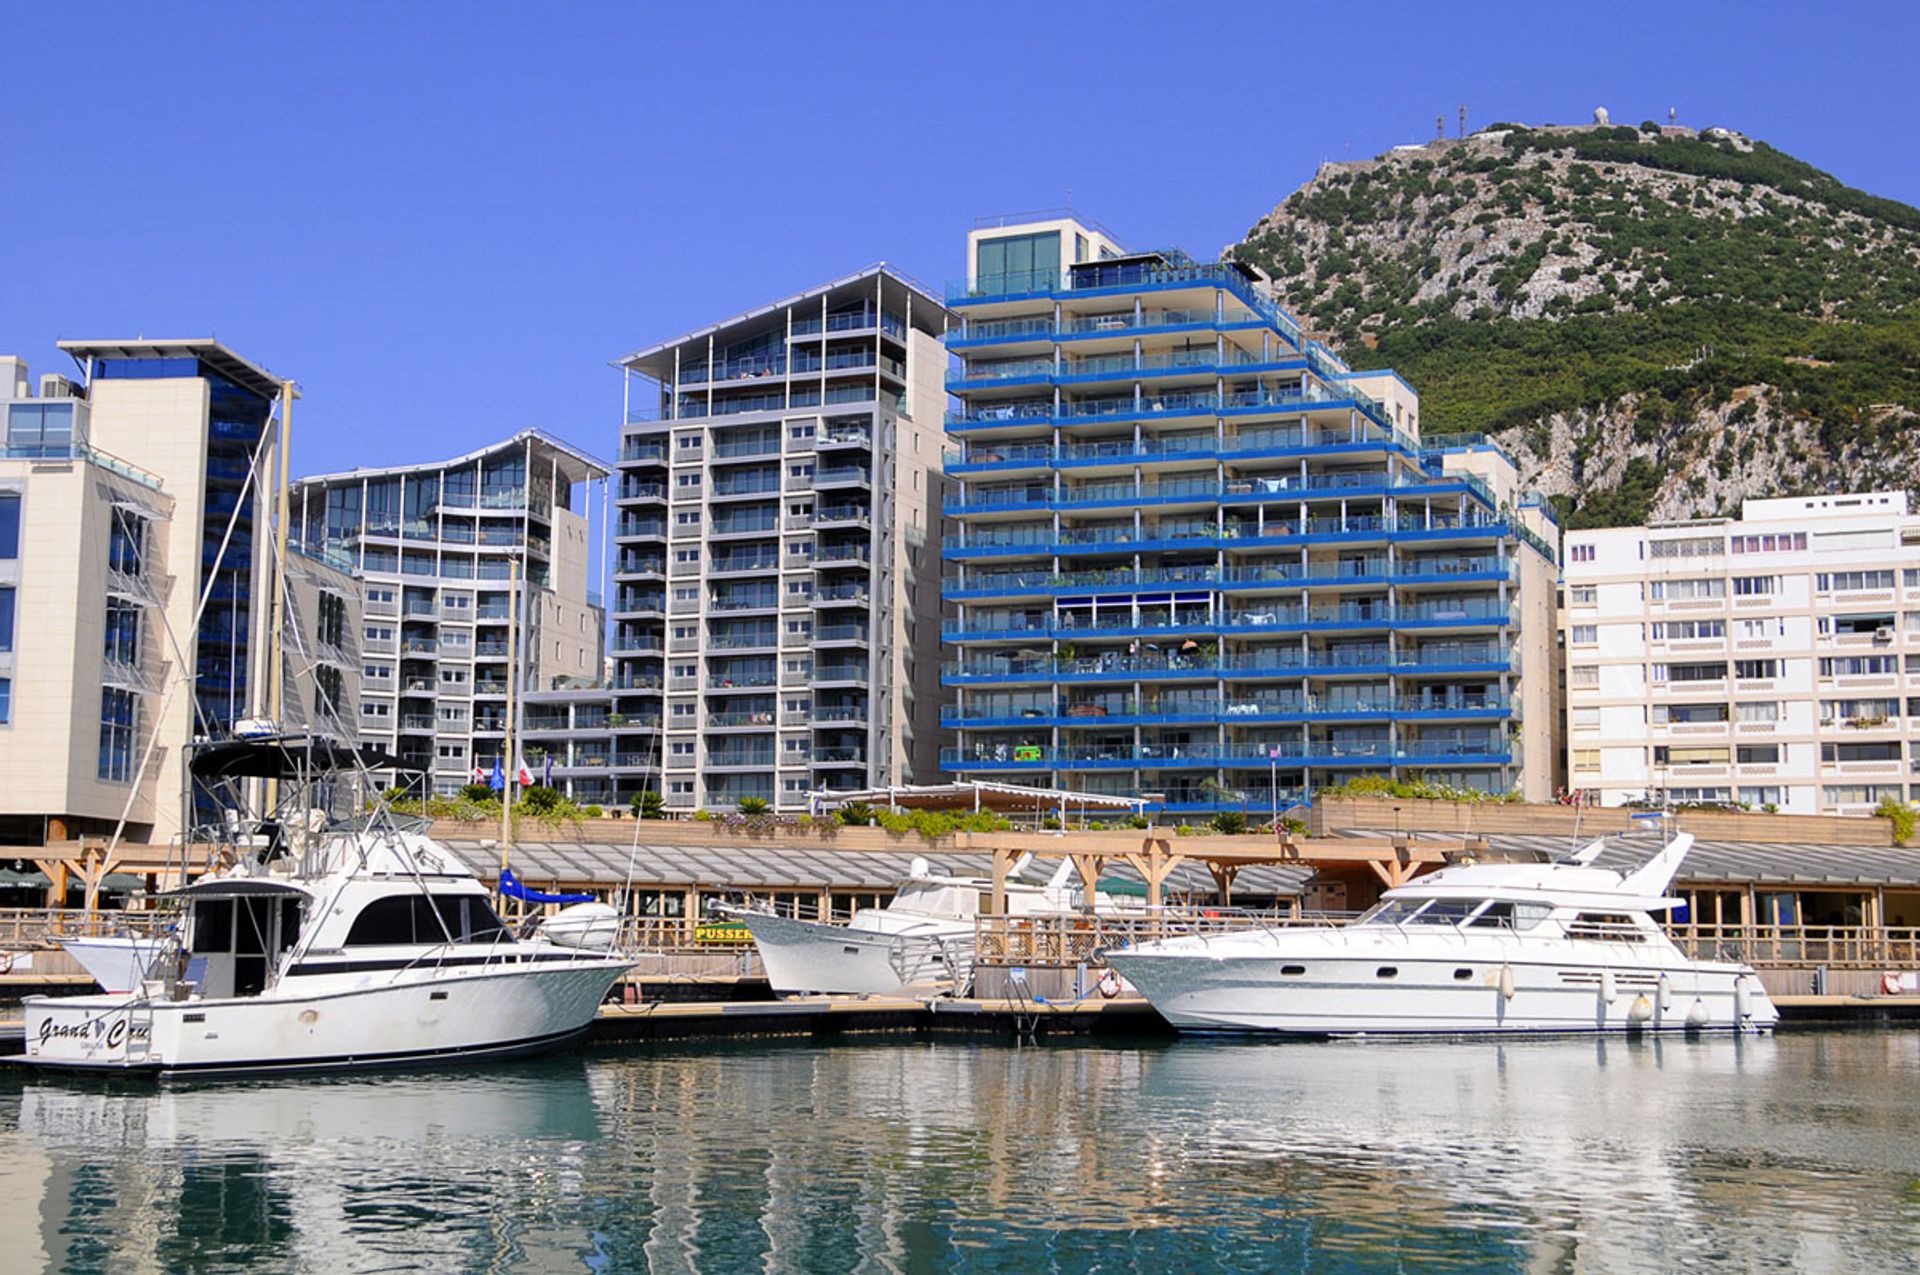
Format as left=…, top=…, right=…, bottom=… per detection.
left=99, top=873, right=148, bottom=891
left=1094, top=876, right=1150, bottom=898
left=0, top=869, right=51, bottom=887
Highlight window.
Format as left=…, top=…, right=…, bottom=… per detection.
left=1652, top=661, right=1726, bottom=683
left=317, top=591, right=347, bottom=649
left=363, top=663, right=391, bottom=681
left=975, top=230, right=1061, bottom=292
left=1567, top=585, right=1597, bottom=605
left=0, top=677, right=8, bottom=724
left=1737, top=618, right=1782, bottom=640
left=1823, top=784, right=1903, bottom=806
left=1569, top=544, right=1595, bottom=563
left=344, top=895, right=507, bottom=946
left=1569, top=665, right=1599, bottom=688
left=1652, top=702, right=1729, bottom=724
left=1570, top=625, right=1597, bottom=644
left=1818, top=570, right=1896, bottom=592
left=0, top=491, right=20, bottom=559
left=1820, top=698, right=1899, bottom=723
left=1822, top=741, right=1902, bottom=763
left=103, top=598, right=140, bottom=665
left=440, top=667, right=468, bottom=686
left=1736, top=701, right=1780, bottom=723
left=669, top=779, right=694, bottom=795
left=315, top=666, right=344, bottom=714
left=1648, top=536, right=1725, bottom=559
left=1732, top=576, right=1775, bottom=596
left=98, top=688, right=137, bottom=782
left=669, top=741, right=695, bottom=757
left=1649, top=578, right=1725, bottom=601
left=1730, top=533, right=1805, bottom=554
left=1653, top=619, right=1725, bottom=640
left=1821, top=655, right=1898, bottom=677
left=1573, top=749, right=1600, bottom=771
left=5, top=401, right=74, bottom=456
left=1739, top=786, right=1784, bottom=807
left=1656, top=746, right=1730, bottom=766
left=361, top=701, right=391, bottom=719
left=1734, top=659, right=1779, bottom=680
left=1737, top=744, right=1780, bottom=764
left=108, top=507, right=146, bottom=576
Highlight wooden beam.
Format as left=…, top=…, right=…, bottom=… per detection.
left=991, top=847, right=1011, bottom=916
left=1069, top=853, right=1105, bottom=911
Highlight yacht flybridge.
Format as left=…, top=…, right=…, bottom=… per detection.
left=1106, top=830, right=1780, bottom=1037
left=24, top=737, right=632, bottom=1076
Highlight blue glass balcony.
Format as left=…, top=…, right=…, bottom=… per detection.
left=938, top=743, right=1512, bottom=771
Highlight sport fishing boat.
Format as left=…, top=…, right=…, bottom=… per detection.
left=22, top=737, right=633, bottom=1076
left=1105, top=830, right=1780, bottom=1036
left=723, top=855, right=1107, bottom=996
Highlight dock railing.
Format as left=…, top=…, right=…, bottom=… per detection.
left=1671, top=924, right=1920, bottom=969
left=975, top=909, right=1360, bottom=968
left=0, top=907, right=173, bottom=949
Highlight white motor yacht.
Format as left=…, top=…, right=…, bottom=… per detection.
left=724, top=855, right=1106, bottom=996
left=22, top=738, right=633, bottom=1076
left=1106, top=831, right=1780, bottom=1036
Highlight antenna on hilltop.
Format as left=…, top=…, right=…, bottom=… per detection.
left=1436, top=113, right=1444, bottom=142
left=1459, top=105, right=1467, bottom=138
left=1669, top=106, right=1677, bottom=126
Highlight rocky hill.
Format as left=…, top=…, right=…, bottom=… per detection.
left=1232, top=121, right=1920, bottom=527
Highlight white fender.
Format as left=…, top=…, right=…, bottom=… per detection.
left=1734, top=975, right=1754, bottom=1021
left=1497, top=964, right=1516, bottom=1000
left=1657, top=973, right=1673, bottom=1012
left=1686, top=997, right=1710, bottom=1028
left=1627, top=993, right=1654, bottom=1024
left=1600, top=968, right=1618, bottom=1005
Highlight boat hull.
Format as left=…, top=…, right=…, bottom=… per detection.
left=730, top=910, right=969, bottom=996
left=1106, top=949, right=1779, bottom=1036
left=20, top=956, right=630, bottom=1076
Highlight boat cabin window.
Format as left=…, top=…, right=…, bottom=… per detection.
left=1405, top=899, right=1479, bottom=925
left=346, top=894, right=508, bottom=946
left=1565, top=912, right=1646, bottom=943
left=1465, top=901, right=1551, bottom=932
left=893, top=882, right=976, bottom=918
left=187, top=894, right=303, bottom=999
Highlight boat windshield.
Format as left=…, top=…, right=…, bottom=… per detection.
left=1402, top=899, right=1481, bottom=925
left=1353, top=899, right=1429, bottom=927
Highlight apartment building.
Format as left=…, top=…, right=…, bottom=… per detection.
left=1563, top=491, right=1920, bottom=816
left=0, top=341, right=321, bottom=843
left=938, top=216, right=1560, bottom=814
left=612, top=265, right=950, bottom=812
left=293, top=432, right=607, bottom=796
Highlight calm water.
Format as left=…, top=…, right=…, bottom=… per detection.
left=2, top=1032, right=1918, bottom=1273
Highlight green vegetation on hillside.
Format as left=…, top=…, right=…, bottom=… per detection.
left=1233, top=123, right=1920, bottom=526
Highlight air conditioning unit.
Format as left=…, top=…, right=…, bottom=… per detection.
left=38, top=373, right=73, bottom=399
left=1874, top=627, right=1895, bottom=643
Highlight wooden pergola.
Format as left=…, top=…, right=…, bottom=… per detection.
left=963, top=829, right=1448, bottom=913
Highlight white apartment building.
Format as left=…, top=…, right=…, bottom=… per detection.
left=613, top=265, right=951, bottom=812
left=1563, top=491, right=1920, bottom=815
left=293, top=432, right=607, bottom=796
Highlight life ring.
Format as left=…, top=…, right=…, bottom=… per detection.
left=1883, top=971, right=1905, bottom=996
left=1097, top=969, right=1123, bottom=999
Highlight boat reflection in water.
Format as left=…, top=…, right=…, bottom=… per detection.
left=5, top=1033, right=1920, bottom=1271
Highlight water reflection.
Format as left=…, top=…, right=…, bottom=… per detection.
left=1, top=1034, right=1917, bottom=1272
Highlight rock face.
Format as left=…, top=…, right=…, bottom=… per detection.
left=1232, top=122, right=1920, bottom=527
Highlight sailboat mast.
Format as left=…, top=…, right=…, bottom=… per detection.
left=500, top=552, right=519, bottom=872
left=268, top=379, right=294, bottom=725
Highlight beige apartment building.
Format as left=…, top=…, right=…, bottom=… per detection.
left=1562, top=491, right=1920, bottom=815
left=1, top=342, right=352, bottom=847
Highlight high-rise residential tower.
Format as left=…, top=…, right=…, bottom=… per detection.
left=938, top=216, right=1560, bottom=815
left=612, top=266, right=950, bottom=812
left=1563, top=491, right=1920, bottom=816
left=293, top=432, right=607, bottom=795
left=1, top=342, right=345, bottom=845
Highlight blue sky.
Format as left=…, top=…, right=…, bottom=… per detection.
left=5, top=1, right=1917, bottom=481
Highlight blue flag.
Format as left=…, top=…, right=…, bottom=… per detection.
left=490, top=758, right=506, bottom=792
